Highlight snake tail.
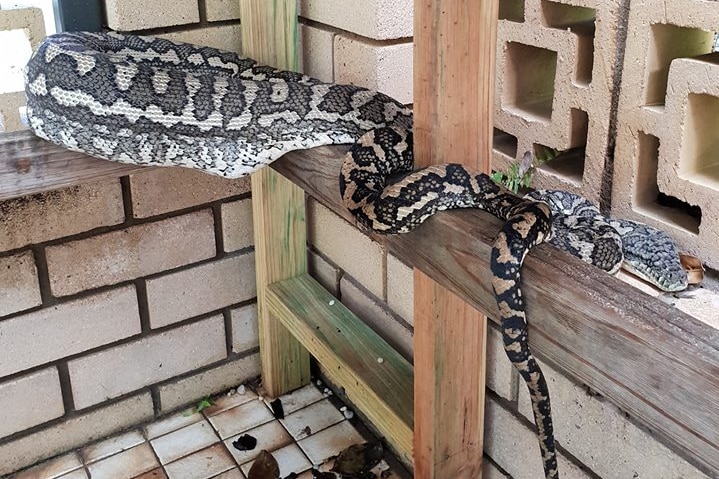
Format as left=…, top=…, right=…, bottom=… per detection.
left=491, top=201, right=559, bottom=479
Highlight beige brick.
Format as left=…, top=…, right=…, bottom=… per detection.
left=0, top=393, right=153, bottom=476
left=0, top=286, right=140, bottom=377
left=0, top=368, right=63, bottom=439
left=158, top=24, right=242, bottom=54
left=486, top=326, right=518, bottom=401
left=105, top=0, right=199, bottom=31
left=516, top=360, right=711, bottom=479
left=301, top=24, right=334, bottom=83
left=130, top=168, right=250, bottom=219
left=221, top=199, right=254, bottom=252
left=386, top=254, right=412, bottom=325
left=0, top=251, right=41, bottom=317
left=484, top=397, right=593, bottom=479
left=230, top=304, right=258, bottom=353
left=334, top=35, right=413, bottom=104
left=204, top=0, right=241, bottom=21
left=146, top=253, right=255, bottom=328
left=46, top=210, right=215, bottom=297
left=299, top=0, right=412, bottom=40
left=0, top=181, right=125, bottom=252
left=339, top=277, right=413, bottom=362
left=308, top=250, right=340, bottom=296
left=158, top=354, right=260, bottom=412
left=68, top=315, right=226, bottom=409
left=308, top=199, right=384, bottom=299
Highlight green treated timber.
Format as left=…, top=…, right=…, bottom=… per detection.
left=265, top=273, right=414, bottom=464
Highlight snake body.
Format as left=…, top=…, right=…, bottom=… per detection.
left=24, top=32, right=685, bottom=479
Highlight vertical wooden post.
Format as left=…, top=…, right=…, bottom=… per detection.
left=413, top=1, right=499, bottom=478
left=242, top=0, right=311, bottom=397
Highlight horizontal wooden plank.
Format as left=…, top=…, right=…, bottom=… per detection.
left=0, top=130, right=147, bottom=201
left=272, top=146, right=719, bottom=477
left=265, top=273, right=414, bottom=464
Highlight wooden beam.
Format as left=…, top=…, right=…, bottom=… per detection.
left=241, top=0, right=311, bottom=397
left=413, top=1, right=499, bottom=477
left=0, top=130, right=146, bottom=202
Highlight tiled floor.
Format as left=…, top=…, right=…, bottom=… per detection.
left=12, top=384, right=407, bottom=479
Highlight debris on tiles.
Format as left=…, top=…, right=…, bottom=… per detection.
left=270, top=398, right=286, bottom=419
left=232, top=434, right=258, bottom=451
left=247, top=450, right=280, bottom=479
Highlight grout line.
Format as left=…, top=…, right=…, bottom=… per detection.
left=599, top=0, right=632, bottom=212
left=150, top=386, right=162, bottom=417
left=31, top=245, right=56, bottom=307
left=223, top=309, right=234, bottom=356
left=212, top=203, right=226, bottom=258
left=57, top=361, right=76, bottom=414
left=135, top=279, right=152, bottom=333
left=120, top=176, right=135, bottom=221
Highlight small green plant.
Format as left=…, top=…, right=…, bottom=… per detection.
left=491, top=147, right=559, bottom=193
left=184, top=396, right=214, bottom=416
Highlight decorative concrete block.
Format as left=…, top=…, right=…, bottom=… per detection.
left=493, top=0, right=622, bottom=205
left=612, top=0, right=719, bottom=268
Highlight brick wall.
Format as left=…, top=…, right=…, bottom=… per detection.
left=0, top=2, right=259, bottom=475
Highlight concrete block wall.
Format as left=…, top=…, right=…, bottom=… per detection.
left=0, top=2, right=259, bottom=475
left=492, top=0, right=621, bottom=206
left=611, top=0, right=719, bottom=269
left=0, top=7, right=45, bottom=133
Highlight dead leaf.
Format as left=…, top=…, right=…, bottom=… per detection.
left=248, top=450, right=280, bottom=479
left=331, top=442, right=384, bottom=475
left=680, top=254, right=704, bottom=285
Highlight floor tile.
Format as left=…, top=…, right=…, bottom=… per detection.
left=56, top=470, right=88, bottom=479
left=264, top=385, right=324, bottom=416
left=131, top=468, right=168, bottom=479
left=150, top=420, right=219, bottom=465
left=203, top=390, right=258, bottom=417
left=208, top=468, right=245, bottom=479
left=164, top=443, right=236, bottom=479
left=208, top=399, right=274, bottom=439
left=81, top=429, right=145, bottom=463
left=297, top=421, right=364, bottom=465
left=144, top=408, right=204, bottom=439
left=280, top=399, right=344, bottom=440
left=240, top=443, right=312, bottom=477
left=87, top=443, right=158, bottom=479
left=12, top=452, right=83, bottom=479
left=224, top=420, right=293, bottom=465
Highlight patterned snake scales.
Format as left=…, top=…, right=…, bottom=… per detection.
left=25, top=32, right=688, bottom=479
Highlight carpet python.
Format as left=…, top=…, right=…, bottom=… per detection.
left=24, top=31, right=687, bottom=479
